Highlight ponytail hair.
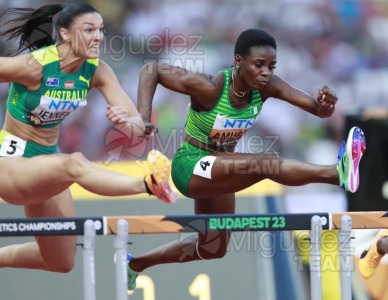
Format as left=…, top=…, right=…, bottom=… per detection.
left=0, top=4, right=64, bottom=55
left=0, top=2, right=99, bottom=56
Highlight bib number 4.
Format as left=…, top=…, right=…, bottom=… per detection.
left=193, top=156, right=217, bottom=179
left=200, top=160, right=211, bottom=171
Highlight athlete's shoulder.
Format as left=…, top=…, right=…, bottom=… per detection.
left=189, top=70, right=225, bottom=110
left=209, top=70, right=226, bottom=88
left=90, top=60, right=116, bottom=89
left=196, top=70, right=224, bottom=97
left=94, top=59, right=110, bottom=71
left=30, top=45, right=59, bottom=66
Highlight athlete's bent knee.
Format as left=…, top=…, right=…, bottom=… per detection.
left=66, top=152, right=89, bottom=180
left=45, top=255, right=75, bottom=273
left=197, top=242, right=228, bottom=260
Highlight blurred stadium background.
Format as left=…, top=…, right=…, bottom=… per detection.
left=0, top=0, right=387, bottom=299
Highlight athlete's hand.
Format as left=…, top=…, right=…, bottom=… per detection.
left=139, top=121, right=158, bottom=140
left=106, top=105, right=128, bottom=124
left=317, top=86, right=337, bottom=117
left=317, top=86, right=337, bottom=109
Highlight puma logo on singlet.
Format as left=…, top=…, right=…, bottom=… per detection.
left=79, top=75, right=91, bottom=87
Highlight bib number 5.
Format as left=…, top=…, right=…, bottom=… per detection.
left=6, top=140, right=17, bottom=155
left=0, top=134, right=27, bottom=157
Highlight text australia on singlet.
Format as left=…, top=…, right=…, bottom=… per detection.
left=30, top=89, right=88, bottom=125
left=209, top=113, right=257, bottom=145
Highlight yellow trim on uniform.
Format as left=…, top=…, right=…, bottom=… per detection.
left=87, top=58, right=99, bottom=67
left=0, top=129, right=8, bottom=144
left=69, top=161, right=283, bottom=201
left=31, top=45, right=99, bottom=67
left=31, top=45, right=59, bottom=66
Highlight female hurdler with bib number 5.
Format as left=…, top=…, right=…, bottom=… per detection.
left=122, top=29, right=367, bottom=290
left=0, top=3, right=177, bottom=273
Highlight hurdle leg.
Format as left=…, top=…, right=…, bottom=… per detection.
left=310, top=215, right=323, bottom=300
left=114, top=219, right=129, bottom=300
left=339, top=215, right=352, bottom=300
left=83, top=219, right=97, bottom=300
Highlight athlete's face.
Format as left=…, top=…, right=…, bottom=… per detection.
left=235, top=46, right=277, bottom=91
left=60, top=12, right=105, bottom=59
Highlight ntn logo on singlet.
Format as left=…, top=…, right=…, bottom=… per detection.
left=209, top=113, right=257, bottom=144
left=29, top=95, right=87, bottom=125
left=36, top=95, right=87, bottom=111
left=213, top=113, right=257, bottom=129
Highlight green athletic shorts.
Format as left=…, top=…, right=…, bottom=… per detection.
left=0, top=129, right=59, bottom=158
left=172, top=141, right=212, bottom=197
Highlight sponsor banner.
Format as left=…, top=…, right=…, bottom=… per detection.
left=0, top=217, right=104, bottom=236
left=181, top=213, right=330, bottom=232
left=106, top=213, right=330, bottom=234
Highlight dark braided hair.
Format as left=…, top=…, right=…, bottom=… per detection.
left=234, top=29, right=277, bottom=57
left=0, top=2, right=99, bottom=55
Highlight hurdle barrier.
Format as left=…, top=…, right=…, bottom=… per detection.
left=83, top=220, right=96, bottom=300
left=0, top=211, right=386, bottom=300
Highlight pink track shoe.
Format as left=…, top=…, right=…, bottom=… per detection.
left=336, top=126, right=366, bottom=193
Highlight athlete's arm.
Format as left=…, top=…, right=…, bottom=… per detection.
left=92, top=60, right=145, bottom=138
left=0, top=54, right=42, bottom=88
left=137, top=62, right=219, bottom=123
left=262, top=74, right=336, bottom=118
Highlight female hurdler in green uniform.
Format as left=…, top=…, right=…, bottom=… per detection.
left=0, top=3, right=177, bottom=273
left=124, top=28, right=366, bottom=289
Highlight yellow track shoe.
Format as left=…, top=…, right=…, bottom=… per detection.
left=359, top=229, right=388, bottom=278
left=140, top=149, right=179, bottom=203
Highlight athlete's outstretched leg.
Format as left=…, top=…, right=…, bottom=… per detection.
left=188, top=126, right=366, bottom=198
left=0, top=152, right=145, bottom=204
left=0, top=189, right=76, bottom=272
left=188, top=153, right=337, bottom=198
left=0, top=150, right=177, bottom=205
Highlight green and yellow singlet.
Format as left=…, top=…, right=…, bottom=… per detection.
left=6, top=45, right=99, bottom=128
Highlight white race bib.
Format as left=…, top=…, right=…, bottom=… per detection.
left=193, top=155, right=217, bottom=179
left=0, top=131, right=27, bottom=157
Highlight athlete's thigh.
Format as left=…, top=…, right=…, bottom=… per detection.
left=24, top=189, right=77, bottom=264
left=188, top=154, right=233, bottom=199
left=194, top=193, right=235, bottom=215
left=0, top=154, right=72, bottom=203
left=188, top=152, right=264, bottom=198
